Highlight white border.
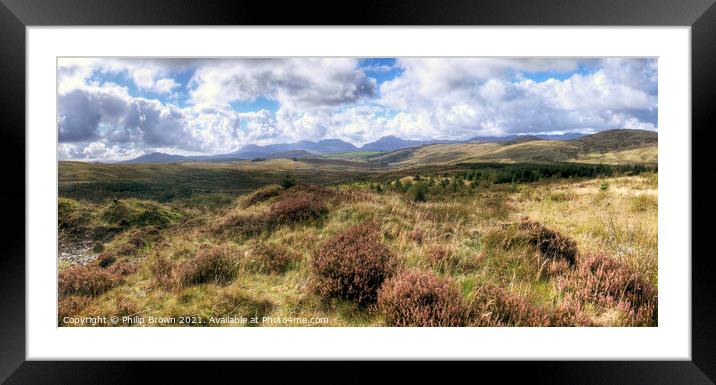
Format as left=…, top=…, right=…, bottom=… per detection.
left=27, top=27, right=690, bottom=360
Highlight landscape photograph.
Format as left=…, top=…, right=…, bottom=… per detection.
left=57, top=57, right=658, bottom=327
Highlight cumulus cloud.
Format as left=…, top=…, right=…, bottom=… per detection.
left=56, top=57, right=658, bottom=160
left=188, top=58, right=376, bottom=109
left=375, top=58, right=657, bottom=138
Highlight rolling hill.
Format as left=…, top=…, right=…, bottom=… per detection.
left=118, top=129, right=653, bottom=165
left=367, top=129, right=657, bottom=166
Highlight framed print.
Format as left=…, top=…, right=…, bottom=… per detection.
left=2, top=0, right=716, bottom=383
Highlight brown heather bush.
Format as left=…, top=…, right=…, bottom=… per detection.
left=311, top=222, right=398, bottom=305
left=220, top=213, right=269, bottom=237
left=240, top=184, right=283, bottom=208
left=215, top=185, right=332, bottom=237
left=128, top=236, right=146, bottom=249
left=115, top=243, right=138, bottom=256
left=282, top=184, right=335, bottom=203
left=269, top=195, right=327, bottom=225
left=176, top=246, right=239, bottom=287
left=96, top=252, right=117, bottom=268
left=520, top=219, right=578, bottom=266
left=378, top=269, right=466, bottom=327
left=245, top=243, right=300, bottom=274
left=58, top=296, right=90, bottom=325
left=107, top=261, right=138, bottom=277
left=560, top=254, right=657, bottom=325
left=468, top=285, right=592, bottom=327
left=58, top=265, right=120, bottom=297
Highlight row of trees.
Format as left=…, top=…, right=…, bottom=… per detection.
left=368, top=163, right=655, bottom=202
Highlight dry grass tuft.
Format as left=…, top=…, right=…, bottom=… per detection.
left=175, top=246, right=239, bottom=287
left=378, top=269, right=466, bottom=327
left=151, top=256, right=176, bottom=289
left=468, top=285, right=592, bottom=327
left=630, top=194, right=658, bottom=212
left=245, top=243, right=300, bottom=274
left=407, top=228, right=424, bottom=245
left=311, top=222, right=398, bottom=305
left=424, top=244, right=466, bottom=272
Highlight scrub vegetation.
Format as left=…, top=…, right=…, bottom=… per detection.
left=57, top=134, right=657, bottom=327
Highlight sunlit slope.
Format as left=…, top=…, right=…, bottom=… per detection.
left=369, top=129, right=657, bottom=166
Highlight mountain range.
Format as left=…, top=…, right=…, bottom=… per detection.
left=120, top=131, right=638, bottom=164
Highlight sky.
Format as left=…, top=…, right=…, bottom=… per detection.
left=57, top=57, right=658, bottom=161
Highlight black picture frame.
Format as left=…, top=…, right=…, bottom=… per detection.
left=1, top=0, right=714, bottom=383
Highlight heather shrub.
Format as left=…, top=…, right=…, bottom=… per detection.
left=311, top=222, right=398, bottom=305
left=280, top=184, right=335, bottom=203
left=240, top=184, right=283, bottom=208
left=269, top=195, right=327, bottom=225
left=58, top=296, right=90, bottom=325
left=378, top=269, right=466, bottom=327
left=176, top=247, right=239, bottom=287
left=58, top=265, right=119, bottom=296
left=115, top=240, right=140, bottom=256
left=213, top=210, right=269, bottom=238
left=128, top=236, right=146, bottom=248
left=96, top=252, right=116, bottom=268
left=520, top=219, right=578, bottom=265
left=245, top=243, right=300, bottom=274
left=107, top=261, right=138, bottom=277
left=560, top=254, right=657, bottom=325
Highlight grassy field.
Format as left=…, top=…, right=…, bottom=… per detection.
left=58, top=159, right=657, bottom=327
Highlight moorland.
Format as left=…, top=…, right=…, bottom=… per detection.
left=58, top=129, right=658, bottom=327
